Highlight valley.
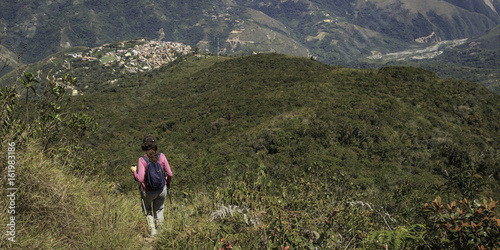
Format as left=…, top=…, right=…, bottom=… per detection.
left=366, top=38, right=468, bottom=61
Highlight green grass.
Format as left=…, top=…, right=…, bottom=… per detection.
left=0, top=139, right=146, bottom=249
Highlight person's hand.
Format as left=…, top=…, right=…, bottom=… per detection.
left=130, top=165, right=137, bottom=173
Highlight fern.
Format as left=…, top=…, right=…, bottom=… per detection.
left=209, top=204, right=241, bottom=221
left=366, top=227, right=410, bottom=249
left=208, top=204, right=261, bottom=226
left=347, top=201, right=398, bottom=230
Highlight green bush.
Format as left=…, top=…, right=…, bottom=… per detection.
left=422, top=196, right=500, bottom=249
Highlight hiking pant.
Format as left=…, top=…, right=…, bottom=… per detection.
left=140, top=185, right=167, bottom=232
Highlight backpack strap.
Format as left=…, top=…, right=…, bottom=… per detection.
left=157, top=153, right=164, bottom=176
left=141, top=156, right=150, bottom=167
left=141, top=154, right=162, bottom=165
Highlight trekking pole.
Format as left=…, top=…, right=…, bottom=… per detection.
left=139, top=183, right=148, bottom=216
left=167, top=183, right=174, bottom=216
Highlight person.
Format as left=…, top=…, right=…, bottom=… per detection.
left=130, top=134, right=173, bottom=237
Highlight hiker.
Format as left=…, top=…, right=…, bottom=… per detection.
left=130, top=134, right=173, bottom=237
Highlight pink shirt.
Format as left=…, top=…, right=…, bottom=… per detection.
left=133, top=153, right=173, bottom=191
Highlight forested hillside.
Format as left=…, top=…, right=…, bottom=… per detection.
left=67, top=53, right=500, bottom=195
left=1, top=53, right=500, bottom=249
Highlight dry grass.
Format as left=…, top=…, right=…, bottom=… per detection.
left=0, top=139, right=147, bottom=249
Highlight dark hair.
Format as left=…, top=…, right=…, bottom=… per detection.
left=141, top=134, right=158, bottom=164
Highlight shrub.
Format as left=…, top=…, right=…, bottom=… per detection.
left=422, top=196, right=500, bottom=249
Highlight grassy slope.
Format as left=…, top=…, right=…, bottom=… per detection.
left=0, top=140, right=145, bottom=249
left=0, top=137, right=231, bottom=249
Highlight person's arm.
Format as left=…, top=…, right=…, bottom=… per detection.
left=130, top=165, right=138, bottom=180
left=133, top=157, right=147, bottom=183
left=160, top=153, right=173, bottom=183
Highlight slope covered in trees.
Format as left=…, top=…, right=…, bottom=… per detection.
left=2, top=53, right=499, bottom=249
left=71, top=54, right=500, bottom=198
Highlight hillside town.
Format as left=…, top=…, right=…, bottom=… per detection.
left=61, top=39, right=193, bottom=95
left=68, top=39, right=192, bottom=74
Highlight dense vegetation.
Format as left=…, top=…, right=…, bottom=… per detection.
left=1, top=53, right=500, bottom=249
left=70, top=53, right=500, bottom=194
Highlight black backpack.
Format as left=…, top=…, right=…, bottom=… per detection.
left=141, top=153, right=165, bottom=190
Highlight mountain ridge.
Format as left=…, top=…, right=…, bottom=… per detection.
left=353, top=23, right=500, bottom=95
left=2, top=0, right=499, bottom=66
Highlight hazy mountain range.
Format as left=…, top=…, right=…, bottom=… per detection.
left=1, top=0, right=500, bottom=93
left=1, top=0, right=499, bottom=63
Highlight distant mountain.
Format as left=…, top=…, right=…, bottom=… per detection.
left=1, top=0, right=499, bottom=67
left=352, top=22, right=500, bottom=94
left=0, top=43, right=19, bottom=75
left=473, top=23, right=500, bottom=50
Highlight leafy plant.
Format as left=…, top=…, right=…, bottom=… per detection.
left=365, top=226, right=424, bottom=249
left=422, top=196, right=500, bottom=249
left=0, top=84, right=19, bottom=137
left=18, top=71, right=39, bottom=122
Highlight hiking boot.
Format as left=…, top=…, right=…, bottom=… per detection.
left=150, top=228, right=158, bottom=238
